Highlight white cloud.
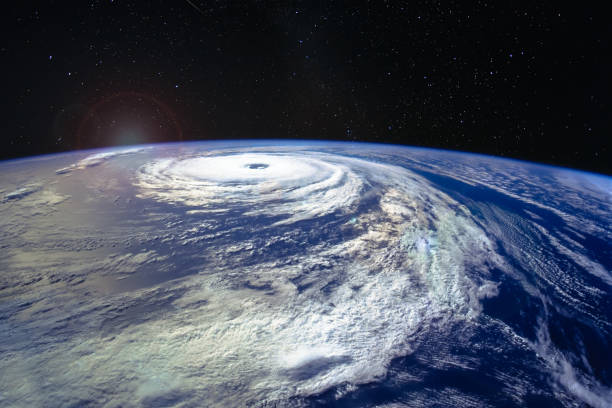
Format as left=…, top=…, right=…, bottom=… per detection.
left=56, top=147, right=149, bottom=174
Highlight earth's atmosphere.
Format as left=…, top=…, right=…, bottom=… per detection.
left=0, top=141, right=610, bottom=407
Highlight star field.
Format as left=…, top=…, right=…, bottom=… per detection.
left=1, top=1, right=610, bottom=174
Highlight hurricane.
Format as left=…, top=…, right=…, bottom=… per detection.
left=136, top=152, right=365, bottom=225
left=132, top=149, right=506, bottom=402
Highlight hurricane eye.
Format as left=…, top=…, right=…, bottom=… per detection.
left=245, top=163, right=269, bottom=169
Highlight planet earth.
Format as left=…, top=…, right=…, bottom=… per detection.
left=0, top=140, right=610, bottom=407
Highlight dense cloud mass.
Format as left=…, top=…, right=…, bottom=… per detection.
left=137, top=152, right=365, bottom=225
left=0, top=142, right=610, bottom=407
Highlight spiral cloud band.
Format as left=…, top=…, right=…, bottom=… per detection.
left=131, top=149, right=503, bottom=405
left=137, top=152, right=366, bottom=225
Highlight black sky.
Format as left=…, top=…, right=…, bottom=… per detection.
left=2, top=1, right=610, bottom=174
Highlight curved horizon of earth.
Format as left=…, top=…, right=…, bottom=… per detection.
left=0, top=140, right=610, bottom=407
